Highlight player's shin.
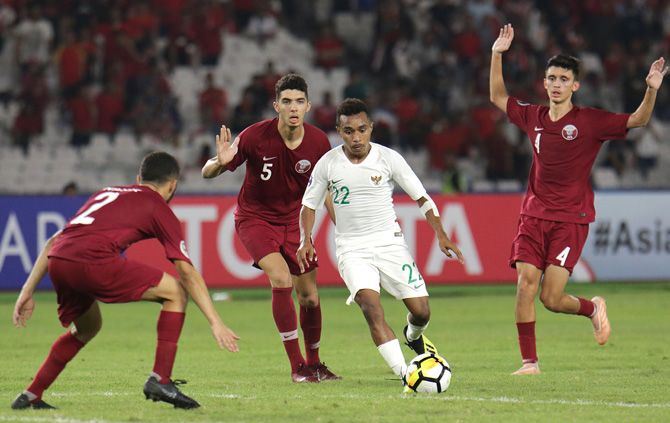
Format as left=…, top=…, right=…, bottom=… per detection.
left=152, top=310, right=185, bottom=383
left=26, top=332, right=85, bottom=399
left=377, top=339, right=407, bottom=377
left=405, top=313, right=429, bottom=341
left=272, top=287, right=305, bottom=372
left=300, top=303, right=322, bottom=366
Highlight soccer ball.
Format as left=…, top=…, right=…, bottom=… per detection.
left=403, top=353, right=451, bottom=393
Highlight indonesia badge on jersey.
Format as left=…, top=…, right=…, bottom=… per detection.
left=295, top=159, right=311, bottom=173
left=561, top=124, right=578, bottom=141
left=370, top=175, right=383, bottom=186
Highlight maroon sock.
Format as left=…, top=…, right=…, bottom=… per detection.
left=516, top=321, right=538, bottom=363
left=300, top=303, right=322, bottom=366
left=577, top=297, right=596, bottom=317
left=27, top=332, right=85, bottom=398
left=152, top=310, right=186, bottom=384
left=272, top=287, right=304, bottom=372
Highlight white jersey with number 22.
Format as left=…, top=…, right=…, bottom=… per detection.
left=302, top=142, right=427, bottom=248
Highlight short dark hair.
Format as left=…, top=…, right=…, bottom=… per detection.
left=139, top=151, right=180, bottom=184
left=275, top=73, right=308, bottom=99
left=546, top=54, right=581, bottom=80
left=336, top=98, right=369, bottom=126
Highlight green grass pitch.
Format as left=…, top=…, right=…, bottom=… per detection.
left=1, top=283, right=669, bottom=422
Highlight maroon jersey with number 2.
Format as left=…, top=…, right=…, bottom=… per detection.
left=506, top=96, right=629, bottom=224
left=48, top=185, right=191, bottom=326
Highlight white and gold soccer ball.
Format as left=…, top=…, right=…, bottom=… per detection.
left=403, top=353, right=452, bottom=393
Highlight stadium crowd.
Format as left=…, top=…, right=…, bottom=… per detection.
left=1, top=0, right=669, bottom=194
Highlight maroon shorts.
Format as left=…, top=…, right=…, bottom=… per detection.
left=235, top=217, right=317, bottom=276
left=509, top=215, right=589, bottom=274
left=48, top=256, right=164, bottom=327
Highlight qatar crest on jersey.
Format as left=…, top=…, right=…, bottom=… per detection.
left=561, top=124, right=578, bottom=141
left=180, top=240, right=190, bottom=259
left=295, top=159, right=311, bottom=173
left=370, top=175, right=383, bottom=186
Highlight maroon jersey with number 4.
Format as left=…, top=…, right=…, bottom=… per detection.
left=226, top=118, right=331, bottom=224
left=506, top=97, right=630, bottom=224
left=49, top=185, right=191, bottom=264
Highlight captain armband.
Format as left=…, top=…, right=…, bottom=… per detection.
left=419, top=196, right=440, bottom=217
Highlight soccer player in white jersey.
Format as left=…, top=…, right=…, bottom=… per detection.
left=297, top=98, right=464, bottom=380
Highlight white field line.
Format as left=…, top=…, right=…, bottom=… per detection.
left=25, top=391, right=670, bottom=410
left=0, top=416, right=121, bottom=423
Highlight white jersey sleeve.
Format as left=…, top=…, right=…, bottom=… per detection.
left=302, top=152, right=330, bottom=210
left=387, top=149, right=427, bottom=200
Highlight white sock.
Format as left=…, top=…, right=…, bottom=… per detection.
left=406, top=314, right=429, bottom=341
left=377, top=339, right=407, bottom=377
left=23, top=391, right=37, bottom=401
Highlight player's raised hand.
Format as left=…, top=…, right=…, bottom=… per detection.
left=438, top=237, right=464, bottom=265
left=13, top=292, right=35, bottom=328
left=215, top=125, right=239, bottom=166
left=646, top=57, right=668, bottom=90
left=492, top=24, right=514, bottom=54
left=296, top=239, right=316, bottom=274
left=211, top=322, right=240, bottom=352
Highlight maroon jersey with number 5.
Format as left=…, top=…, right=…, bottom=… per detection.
left=506, top=97, right=630, bottom=224
left=225, top=118, right=331, bottom=224
left=49, top=185, right=191, bottom=264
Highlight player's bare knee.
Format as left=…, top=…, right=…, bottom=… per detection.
left=298, top=293, right=319, bottom=308
left=540, top=293, right=560, bottom=312
left=517, top=275, right=538, bottom=295
left=410, top=309, right=430, bottom=325
left=71, top=319, right=102, bottom=344
left=166, top=281, right=188, bottom=309
left=267, top=270, right=292, bottom=288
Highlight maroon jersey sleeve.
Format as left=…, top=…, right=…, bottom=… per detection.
left=584, top=108, right=630, bottom=141
left=506, top=96, right=537, bottom=130
left=225, top=127, right=251, bottom=172
left=151, top=201, right=192, bottom=264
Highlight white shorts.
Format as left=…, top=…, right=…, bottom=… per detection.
left=337, top=243, right=429, bottom=305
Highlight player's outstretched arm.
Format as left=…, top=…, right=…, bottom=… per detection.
left=417, top=197, right=464, bottom=264
left=202, top=125, right=240, bottom=178
left=297, top=205, right=317, bottom=273
left=490, top=24, right=514, bottom=112
left=627, top=57, right=668, bottom=128
left=13, top=232, right=60, bottom=327
left=174, top=260, right=240, bottom=352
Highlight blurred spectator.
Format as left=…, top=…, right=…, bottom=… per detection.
left=14, top=5, right=53, bottom=70
left=392, top=83, right=421, bottom=150
left=313, top=91, right=337, bottom=132
left=198, top=143, right=212, bottom=168
left=12, top=65, right=49, bottom=154
left=231, top=90, right=259, bottom=133
left=0, top=4, right=17, bottom=103
left=56, top=29, right=87, bottom=98
left=426, top=117, right=465, bottom=171
left=246, top=1, right=278, bottom=44
left=199, top=72, right=228, bottom=133
left=62, top=181, right=79, bottom=196
left=631, top=119, right=662, bottom=180
left=68, top=85, right=97, bottom=148
left=313, top=22, right=344, bottom=70
left=343, top=69, right=369, bottom=100
left=96, top=80, right=125, bottom=135
left=441, top=152, right=468, bottom=194
left=190, top=0, right=227, bottom=66
left=260, top=61, right=281, bottom=99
